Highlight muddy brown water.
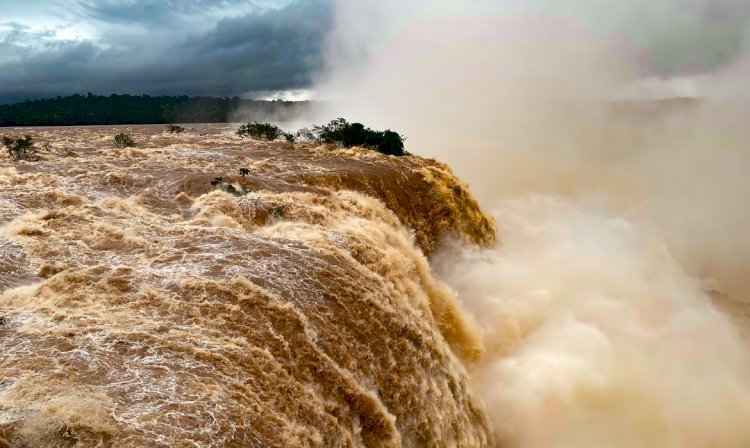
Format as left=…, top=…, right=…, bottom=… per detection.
left=0, top=125, right=495, bottom=447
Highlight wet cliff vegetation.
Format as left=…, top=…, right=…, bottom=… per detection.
left=238, top=118, right=407, bottom=156
left=0, top=124, right=495, bottom=447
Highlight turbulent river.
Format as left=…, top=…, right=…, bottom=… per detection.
left=3, top=122, right=750, bottom=448
left=0, top=125, right=496, bottom=447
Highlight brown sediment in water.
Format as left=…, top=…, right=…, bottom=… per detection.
left=0, top=124, right=495, bottom=447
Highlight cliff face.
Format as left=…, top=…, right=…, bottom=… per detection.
left=0, top=124, right=496, bottom=447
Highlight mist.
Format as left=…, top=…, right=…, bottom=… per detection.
left=316, top=0, right=750, bottom=446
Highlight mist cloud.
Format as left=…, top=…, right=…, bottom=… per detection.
left=323, top=0, right=750, bottom=82
left=318, top=1, right=750, bottom=445
left=542, top=0, right=750, bottom=75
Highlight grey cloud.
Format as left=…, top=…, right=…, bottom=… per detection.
left=2, top=22, right=42, bottom=44
left=0, top=0, right=331, bottom=103
left=0, top=22, right=32, bottom=32
left=74, top=0, right=259, bottom=25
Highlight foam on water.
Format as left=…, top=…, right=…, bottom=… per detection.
left=0, top=125, right=495, bottom=447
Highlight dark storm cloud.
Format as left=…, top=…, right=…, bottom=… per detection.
left=182, top=3, right=328, bottom=86
left=0, top=0, right=331, bottom=103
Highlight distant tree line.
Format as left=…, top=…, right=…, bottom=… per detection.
left=0, top=93, right=314, bottom=127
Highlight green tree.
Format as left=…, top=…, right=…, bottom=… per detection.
left=298, top=118, right=407, bottom=156
left=2, top=135, right=38, bottom=161
left=237, top=122, right=283, bottom=141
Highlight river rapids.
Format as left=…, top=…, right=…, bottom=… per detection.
left=0, top=125, right=496, bottom=447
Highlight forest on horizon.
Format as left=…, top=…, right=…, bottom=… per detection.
left=0, top=93, right=314, bottom=127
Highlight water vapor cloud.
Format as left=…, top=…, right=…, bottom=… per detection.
left=318, top=1, right=750, bottom=445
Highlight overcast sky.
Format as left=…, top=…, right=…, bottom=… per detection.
left=1, top=0, right=749, bottom=104
left=0, top=0, right=329, bottom=103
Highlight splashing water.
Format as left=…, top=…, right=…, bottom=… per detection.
left=315, top=2, right=750, bottom=446
left=434, top=196, right=750, bottom=447
left=0, top=125, right=495, bottom=447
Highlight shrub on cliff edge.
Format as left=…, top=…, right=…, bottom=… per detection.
left=237, top=122, right=282, bottom=141
left=235, top=119, right=407, bottom=156
left=306, top=118, right=407, bottom=156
